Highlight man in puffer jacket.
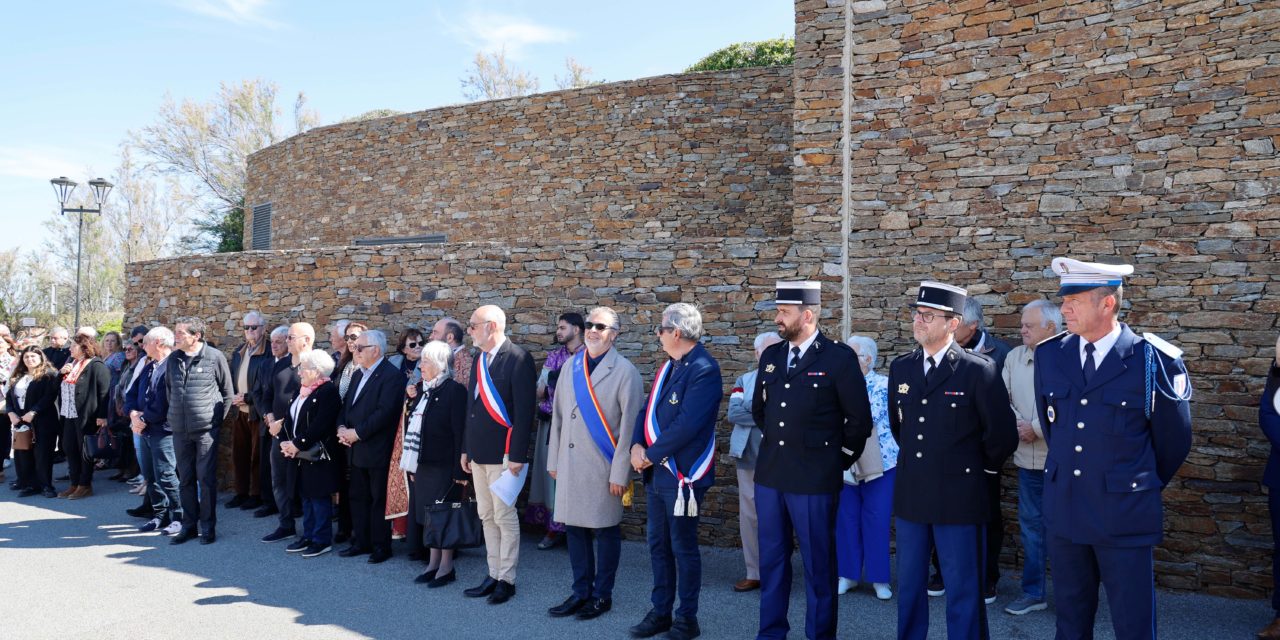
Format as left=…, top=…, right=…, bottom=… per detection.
left=166, top=316, right=234, bottom=546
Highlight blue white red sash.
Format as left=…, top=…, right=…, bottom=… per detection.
left=643, top=360, right=715, bottom=517
left=476, top=352, right=513, bottom=454
left=572, top=351, right=616, bottom=462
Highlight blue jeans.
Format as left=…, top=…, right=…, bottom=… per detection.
left=646, top=482, right=707, bottom=619
left=302, top=498, right=333, bottom=546
left=141, top=431, right=182, bottom=523
left=1018, top=468, right=1048, bottom=600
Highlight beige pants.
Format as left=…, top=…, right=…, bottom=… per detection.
left=737, top=466, right=760, bottom=580
left=472, top=462, right=521, bottom=583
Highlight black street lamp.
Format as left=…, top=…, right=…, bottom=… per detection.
left=49, top=176, right=113, bottom=329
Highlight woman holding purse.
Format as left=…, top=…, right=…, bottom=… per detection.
left=278, top=349, right=341, bottom=558
left=403, top=340, right=468, bottom=588
left=56, top=334, right=111, bottom=500
left=7, top=347, right=57, bottom=496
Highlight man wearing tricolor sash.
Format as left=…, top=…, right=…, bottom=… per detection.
left=752, top=281, right=873, bottom=640
left=544, top=307, right=643, bottom=622
left=460, top=305, right=537, bottom=605
left=628, top=303, right=722, bottom=640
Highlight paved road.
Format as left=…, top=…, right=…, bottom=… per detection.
left=0, top=469, right=1268, bottom=639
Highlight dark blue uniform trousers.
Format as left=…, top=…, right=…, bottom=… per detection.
left=1272, top=489, right=1280, bottom=614
left=756, top=484, right=838, bottom=640
left=567, top=524, right=622, bottom=600
left=897, top=517, right=988, bottom=640
left=1048, top=534, right=1156, bottom=640
left=646, top=483, right=708, bottom=619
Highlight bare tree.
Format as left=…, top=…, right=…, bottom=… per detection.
left=555, top=57, right=603, bottom=90
left=460, top=49, right=539, bottom=101
left=105, top=145, right=188, bottom=265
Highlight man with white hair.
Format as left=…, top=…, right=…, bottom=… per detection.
left=725, top=331, right=784, bottom=593
left=461, top=305, right=536, bottom=604
left=1002, top=300, right=1062, bottom=616
left=249, top=325, right=290, bottom=518
left=227, top=311, right=270, bottom=511
left=44, top=326, right=71, bottom=369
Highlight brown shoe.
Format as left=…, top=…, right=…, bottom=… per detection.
left=68, top=486, right=93, bottom=500
left=1258, top=617, right=1280, bottom=640
left=733, top=578, right=761, bottom=592
left=57, top=485, right=79, bottom=498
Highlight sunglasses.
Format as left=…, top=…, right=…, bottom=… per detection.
left=405, top=341, right=422, bottom=349
left=655, top=325, right=676, bottom=335
left=344, top=334, right=361, bottom=341
left=584, top=322, right=614, bottom=332
left=353, top=344, right=377, bottom=352
left=244, top=324, right=262, bottom=331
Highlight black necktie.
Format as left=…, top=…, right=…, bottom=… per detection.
left=1083, top=343, right=1096, bottom=383
left=789, top=346, right=801, bottom=370
left=924, top=356, right=936, bottom=382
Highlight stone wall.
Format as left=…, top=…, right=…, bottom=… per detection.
left=793, top=0, right=1280, bottom=597
left=125, top=238, right=806, bottom=547
left=245, top=68, right=793, bottom=250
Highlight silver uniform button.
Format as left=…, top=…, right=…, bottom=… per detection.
left=1080, top=399, right=1088, bottom=406
left=915, top=452, right=923, bottom=458
left=1121, top=401, right=1127, bottom=406
left=965, top=468, right=970, bottom=473
left=1075, top=445, right=1082, bottom=452
left=918, top=416, right=925, bottom=423
left=779, top=440, right=785, bottom=446
left=1077, top=422, right=1084, bottom=430
left=781, top=402, right=787, bottom=408
left=813, top=383, right=818, bottom=388
left=784, top=384, right=790, bottom=389
left=916, top=434, right=923, bottom=440
left=951, top=402, right=956, bottom=408
left=1073, top=469, right=1081, bottom=477
left=1131, top=482, right=1138, bottom=489
left=779, top=422, right=785, bottom=427
left=922, top=399, right=928, bottom=405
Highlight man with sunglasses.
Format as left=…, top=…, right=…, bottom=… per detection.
left=889, top=282, right=1018, bottom=640
left=227, top=311, right=271, bottom=512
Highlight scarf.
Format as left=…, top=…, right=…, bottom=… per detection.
left=400, top=373, right=446, bottom=472
left=59, top=358, right=92, bottom=419
left=298, top=378, right=327, bottom=398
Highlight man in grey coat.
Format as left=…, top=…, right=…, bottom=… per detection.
left=166, top=316, right=234, bottom=545
left=545, top=306, right=643, bottom=621
left=727, top=331, right=783, bottom=593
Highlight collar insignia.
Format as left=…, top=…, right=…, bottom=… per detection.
left=764, top=364, right=776, bottom=373
left=898, top=383, right=910, bottom=394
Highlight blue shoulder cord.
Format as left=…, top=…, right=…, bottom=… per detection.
left=1145, top=342, right=1193, bottom=418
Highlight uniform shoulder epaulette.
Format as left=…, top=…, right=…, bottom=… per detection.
left=1141, top=332, right=1183, bottom=359
left=828, top=339, right=854, bottom=354
left=891, top=349, right=919, bottom=364
left=1036, top=331, right=1069, bottom=347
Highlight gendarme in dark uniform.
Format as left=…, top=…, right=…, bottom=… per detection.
left=752, top=281, right=872, bottom=640
left=1034, top=258, right=1192, bottom=640
left=889, top=281, right=1017, bottom=640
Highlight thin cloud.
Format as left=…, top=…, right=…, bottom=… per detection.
left=172, top=0, right=283, bottom=29
left=0, top=146, right=84, bottom=182
left=444, top=10, right=573, bottom=59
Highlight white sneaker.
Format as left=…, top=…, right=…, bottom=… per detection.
left=162, top=521, right=182, bottom=535
left=130, top=483, right=147, bottom=495
left=873, top=583, right=893, bottom=600
left=126, top=475, right=145, bottom=485
left=837, top=578, right=857, bottom=595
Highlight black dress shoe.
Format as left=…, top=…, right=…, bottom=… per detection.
left=126, top=505, right=151, bottom=518
left=576, top=597, right=612, bottom=620
left=414, top=568, right=438, bottom=584
left=548, top=595, right=588, bottom=617
left=226, top=494, right=247, bottom=509
left=666, top=616, right=700, bottom=640
left=464, top=576, right=498, bottom=598
left=170, top=529, right=199, bottom=545
left=334, top=531, right=351, bottom=544
left=630, top=610, right=673, bottom=638
left=427, top=570, right=456, bottom=588
left=240, top=496, right=263, bottom=510
left=487, top=580, right=515, bottom=604
left=200, top=533, right=217, bottom=545
left=18, top=488, right=40, bottom=497
left=42, top=488, right=58, bottom=498
left=338, top=545, right=369, bottom=558
left=367, top=549, right=392, bottom=564
left=253, top=505, right=279, bottom=518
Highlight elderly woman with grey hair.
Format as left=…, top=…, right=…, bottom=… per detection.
left=401, top=340, right=469, bottom=587
left=279, top=349, right=341, bottom=558
left=836, top=335, right=898, bottom=600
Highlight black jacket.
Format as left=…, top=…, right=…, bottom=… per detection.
left=338, top=359, right=407, bottom=469
left=56, top=358, right=112, bottom=435
left=409, top=378, right=468, bottom=480
left=229, top=340, right=271, bottom=420
left=251, top=355, right=286, bottom=435
left=6, top=372, right=59, bottom=433
left=263, top=356, right=300, bottom=428
left=165, top=343, right=234, bottom=433
left=888, top=341, right=1018, bottom=524
left=44, top=347, right=70, bottom=370
left=286, top=381, right=342, bottom=498
left=464, top=340, right=537, bottom=465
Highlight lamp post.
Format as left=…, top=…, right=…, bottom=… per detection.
left=49, top=176, right=113, bottom=329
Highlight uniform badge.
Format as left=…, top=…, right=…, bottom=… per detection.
left=1173, top=374, right=1187, bottom=397
left=765, top=364, right=776, bottom=373
left=897, top=383, right=909, bottom=394
left=669, top=392, right=679, bottom=405
left=1047, top=406, right=1056, bottom=423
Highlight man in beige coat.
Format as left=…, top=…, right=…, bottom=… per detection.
left=546, top=306, right=643, bottom=621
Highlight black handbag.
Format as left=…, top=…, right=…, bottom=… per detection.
left=421, top=483, right=483, bottom=550
left=293, top=441, right=330, bottom=462
left=85, top=427, right=119, bottom=460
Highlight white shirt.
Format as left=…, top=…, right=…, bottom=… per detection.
left=787, top=330, right=819, bottom=366
left=351, top=356, right=384, bottom=403
left=485, top=335, right=507, bottom=358
left=1079, top=323, right=1122, bottom=369
left=922, top=338, right=954, bottom=376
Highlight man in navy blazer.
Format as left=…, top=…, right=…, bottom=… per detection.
left=1259, top=334, right=1280, bottom=640
left=1034, top=257, right=1192, bottom=640
left=336, top=329, right=407, bottom=564
left=628, top=302, right=722, bottom=640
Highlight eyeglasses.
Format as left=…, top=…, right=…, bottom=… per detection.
left=353, top=344, right=377, bottom=352
left=405, top=341, right=422, bottom=349
left=244, top=324, right=262, bottom=331
left=468, top=320, right=490, bottom=330
left=124, top=345, right=137, bottom=351
left=655, top=325, right=676, bottom=335
left=910, top=309, right=950, bottom=324
left=344, top=334, right=360, bottom=341
left=585, top=322, right=614, bottom=332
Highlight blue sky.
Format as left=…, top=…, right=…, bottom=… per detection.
left=0, top=0, right=794, bottom=253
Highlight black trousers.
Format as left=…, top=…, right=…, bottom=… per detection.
left=33, top=421, right=59, bottom=490
left=350, top=464, right=391, bottom=554
left=336, top=450, right=352, bottom=536
left=62, top=419, right=93, bottom=487
left=174, top=428, right=219, bottom=535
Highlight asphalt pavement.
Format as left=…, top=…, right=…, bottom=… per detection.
left=0, top=466, right=1268, bottom=639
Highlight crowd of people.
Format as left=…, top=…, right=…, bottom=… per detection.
left=3, top=254, right=1260, bottom=640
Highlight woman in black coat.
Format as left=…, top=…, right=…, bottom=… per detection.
left=55, top=334, right=111, bottom=499
left=278, top=349, right=341, bottom=558
left=6, top=347, right=59, bottom=496
left=400, top=340, right=468, bottom=588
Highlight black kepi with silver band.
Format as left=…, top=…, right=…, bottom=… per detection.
left=912, top=281, right=967, bottom=314
left=775, top=280, right=822, bottom=305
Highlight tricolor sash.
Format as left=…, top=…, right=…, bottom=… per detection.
left=643, top=360, right=715, bottom=517
left=476, top=352, right=514, bottom=454
left=572, top=351, right=616, bottom=462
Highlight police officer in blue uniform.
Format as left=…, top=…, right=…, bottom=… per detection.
left=751, top=281, right=873, bottom=640
left=629, top=302, right=723, bottom=640
left=890, top=281, right=1018, bottom=640
left=1258, top=335, right=1280, bottom=640
left=1034, top=257, right=1193, bottom=640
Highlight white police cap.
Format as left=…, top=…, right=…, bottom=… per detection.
left=1052, top=257, right=1134, bottom=296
